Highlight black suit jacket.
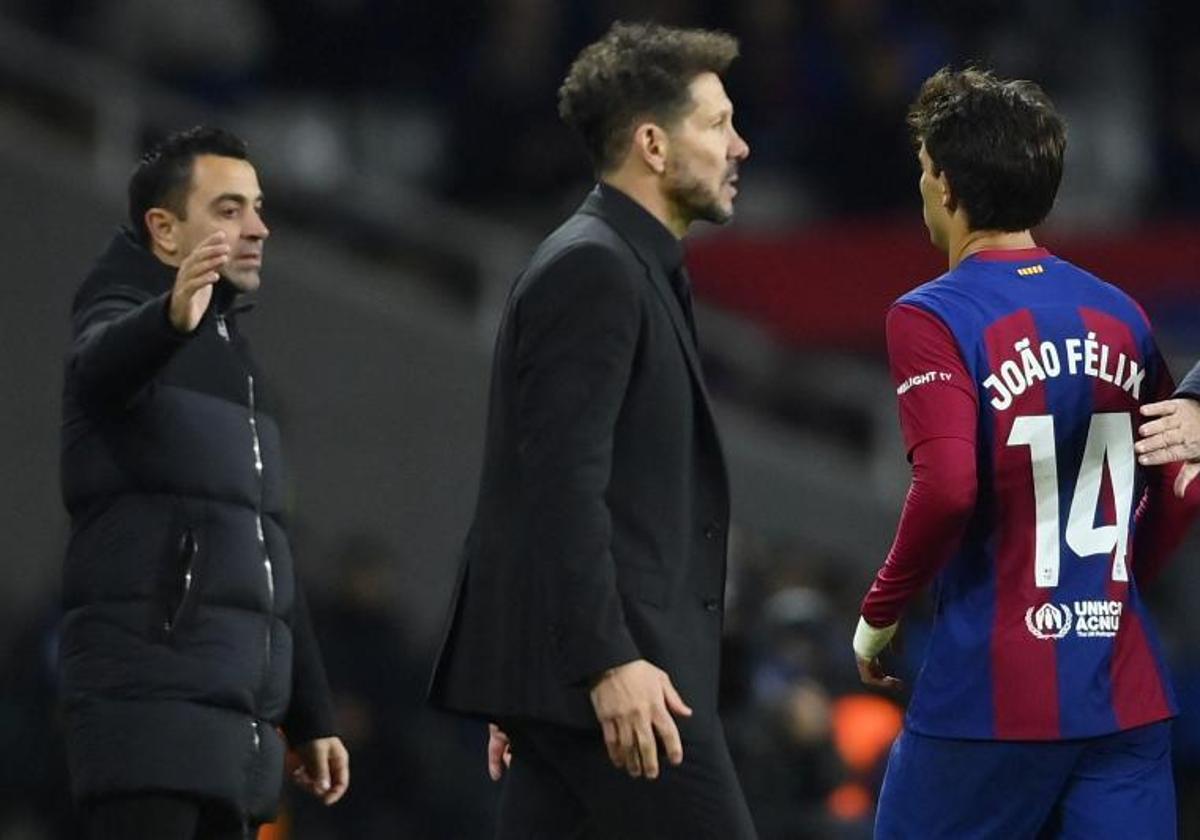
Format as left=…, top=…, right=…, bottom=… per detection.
left=429, top=184, right=731, bottom=738
left=1177, top=361, right=1200, bottom=399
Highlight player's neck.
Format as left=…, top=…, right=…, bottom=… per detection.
left=949, top=229, right=1037, bottom=270
left=601, top=172, right=689, bottom=239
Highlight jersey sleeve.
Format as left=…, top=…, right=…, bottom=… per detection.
left=860, top=436, right=978, bottom=627
left=886, top=304, right=978, bottom=457
left=859, top=305, right=982, bottom=628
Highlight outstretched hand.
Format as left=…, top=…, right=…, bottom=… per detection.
left=168, top=231, right=229, bottom=333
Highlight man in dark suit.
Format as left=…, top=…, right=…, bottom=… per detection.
left=429, top=21, right=756, bottom=839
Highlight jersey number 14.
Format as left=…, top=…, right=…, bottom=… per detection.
left=1007, top=412, right=1134, bottom=588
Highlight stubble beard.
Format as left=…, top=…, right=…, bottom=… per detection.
left=664, top=158, right=734, bottom=228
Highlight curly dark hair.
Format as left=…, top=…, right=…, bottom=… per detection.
left=557, top=21, right=739, bottom=174
left=128, top=126, right=250, bottom=246
left=908, top=67, right=1066, bottom=232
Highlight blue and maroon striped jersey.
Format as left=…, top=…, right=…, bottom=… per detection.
left=898, top=248, right=1178, bottom=741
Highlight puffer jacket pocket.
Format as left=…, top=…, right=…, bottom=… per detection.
left=155, top=526, right=203, bottom=642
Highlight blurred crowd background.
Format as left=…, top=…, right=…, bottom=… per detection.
left=1, top=1, right=1199, bottom=838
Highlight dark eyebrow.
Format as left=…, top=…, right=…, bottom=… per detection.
left=211, top=193, right=265, bottom=207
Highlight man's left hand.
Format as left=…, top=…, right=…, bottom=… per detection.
left=289, top=736, right=350, bottom=805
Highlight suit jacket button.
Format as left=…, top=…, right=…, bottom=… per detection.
left=703, top=598, right=720, bottom=613
left=704, top=523, right=720, bottom=540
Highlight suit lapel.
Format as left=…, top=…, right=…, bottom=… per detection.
left=624, top=234, right=732, bottom=510
left=640, top=260, right=713, bottom=401
left=578, top=186, right=731, bottom=532
left=577, top=192, right=715, bottom=407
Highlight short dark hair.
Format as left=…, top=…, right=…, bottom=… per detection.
left=907, top=67, right=1066, bottom=232
left=128, top=126, right=249, bottom=246
left=558, top=22, right=739, bottom=174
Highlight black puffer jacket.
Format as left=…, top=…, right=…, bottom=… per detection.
left=59, top=231, right=335, bottom=821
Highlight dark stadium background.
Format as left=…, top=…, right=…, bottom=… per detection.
left=1, top=2, right=1199, bottom=837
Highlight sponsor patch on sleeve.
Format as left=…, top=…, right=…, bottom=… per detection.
left=896, top=370, right=955, bottom=395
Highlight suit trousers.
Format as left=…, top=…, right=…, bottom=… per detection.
left=85, top=793, right=251, bottom=840
left=495, top=719, right=758, bottom=840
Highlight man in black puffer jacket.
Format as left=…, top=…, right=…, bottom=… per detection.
left=60, top=127, right=349, bottom=839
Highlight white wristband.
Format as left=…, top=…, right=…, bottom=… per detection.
left=853, top=616, right=898, bottom=660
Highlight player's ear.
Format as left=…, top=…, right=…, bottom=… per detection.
left=631, top=121, right=670, bottom=176
left=145, top=207, right=182, bottom=257
left=938, top=171, right=959, bottom=215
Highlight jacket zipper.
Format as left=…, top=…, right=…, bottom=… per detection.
left=219, top=313, right=271, bottom=792
left=247, top=374, right=274, bottom=713
left=223, top=317, right=274, bottom=761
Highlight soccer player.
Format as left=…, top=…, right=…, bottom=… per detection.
left=853, top=68, right=1200, bottom=838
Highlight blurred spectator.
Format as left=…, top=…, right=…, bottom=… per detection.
left=797, top=0, right=948, bottom=215
left=0, top=602, right=79, bottom=839
left=722, top=0, right=816, bottom=223
left=441, top=0, right=587, bottom=214
left=5, top=1, right=1191, bottom=226
left=735, top=678, right=851, bottom=839
left=728, top=584, right=900, bottom=839
left=88, top=0, right=272, bottom=106
left=291, top=534, right=495, bottom=839
left=261, top=0, right=477, bottom=97
left=1153, top=3, right=1200, bottom=212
